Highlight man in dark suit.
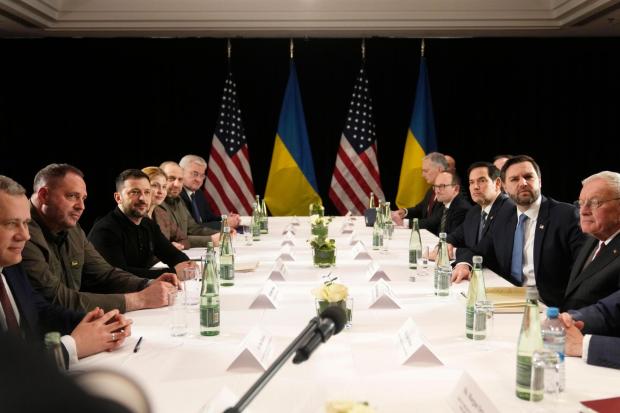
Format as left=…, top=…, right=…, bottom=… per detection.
left=391, top=152, right=448, bottom=228
left=561, top=289, right=620, bottom=369
left=562, top=171, right=620, bottom=311
left=424, top=171, right=470, bottom=236
left=448, top=162, right=511, bottom=266
left=0, top=175, right=132, bottom=366
left=179, top=154, right=240, bottom=230
left=451, top=155, right=586, bottom=307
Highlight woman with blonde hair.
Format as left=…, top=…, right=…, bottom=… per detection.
left=142, top=166, right=190, bottom=250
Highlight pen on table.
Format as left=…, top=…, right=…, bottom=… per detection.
left=133, top=336, right=143, bottom=353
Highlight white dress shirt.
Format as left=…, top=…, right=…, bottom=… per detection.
left=516, top=196, right=542, bottom=286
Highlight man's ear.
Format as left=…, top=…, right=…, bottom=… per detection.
left=37, top=187, right=49, bottom=204
left=113, top=192, right=122, bottom=205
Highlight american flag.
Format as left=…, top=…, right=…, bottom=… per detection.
left=205, top=72, right=255, bottom=216
left=329, top=66, right=385, bottom=215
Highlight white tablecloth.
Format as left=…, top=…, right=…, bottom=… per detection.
left=75, top=217, right=620, bottom=413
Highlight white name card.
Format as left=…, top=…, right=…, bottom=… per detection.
left=396, top=318, right=443, bottom=366
left=227, top=326, right=273, bottom=372
left=448, top=372, right=499, bottom=413
left=340, top=222, right=354, bottom=234
left=282, top=224, right=296, bottom=235
left=347, top=232, right=359, bottom=246
left=351, top=241, right=372, bottom=260
left=369, top=279, right=402, bottom=309
left=249, top=280, right=280, bottom=309
left=277, top=245, right=295, bottom=261
left=281, top=231, right=296, bottom=246
left=366, top=261, right=390, bottom=281
left=268, top=259, right=288, bottom=281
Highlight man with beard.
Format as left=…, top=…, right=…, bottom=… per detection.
left=454, top=155, right=585, bottom=307
left=22, top=164, right=178, bottom=313
left=89, top=169, right=194, bottom=279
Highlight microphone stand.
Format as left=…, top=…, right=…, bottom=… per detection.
left=223, top=317, right=320, bottom=413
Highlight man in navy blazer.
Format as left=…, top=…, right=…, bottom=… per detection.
left=562, top=171, right=620, bottom=311
left=449, top=162, right=511, bottom=266
left=179, top=154, right=240, bottom=230
left=391, top=152, right=448, bottom=229
left=452, top=155, right=586, bottom=307
left=0, top=175, right=131, bottom=366
left=561, top=289, right=620, bottom=369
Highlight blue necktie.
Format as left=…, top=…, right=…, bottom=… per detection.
left=190, top=193, right=202, bottom=223
left=510, top=213, right=529, bottom=283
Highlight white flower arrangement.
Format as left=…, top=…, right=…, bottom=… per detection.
left=312, top=281, right=348, bottom=303
left=326, top=401, right=374, bottom=413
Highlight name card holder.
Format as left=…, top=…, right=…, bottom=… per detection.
left=227, top=326, right=273, bottom=372
left=277, top=245, right=295, bottom=261
left=396, top=318, right=443, bottom=366
left=267, top=259, right=288, bottom=281
left=369, top=279, right=402, bottom=309
left=249, top=280, right=280, bottom=309
left=448, top=372, right=499, bottom=413
left=351, top=241, right=372, bottom=260
left=366, top=261, right=390, bottom=281
left=281, top=231, right=296, bottom=246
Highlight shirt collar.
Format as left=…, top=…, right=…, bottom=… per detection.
left=603, top=228, right=620, bottom=245
left=516, top=195, right=542, bottom=221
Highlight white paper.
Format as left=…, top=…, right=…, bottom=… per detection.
left=227, top=326, right=273, bottom=372
left=396, top=318, right=443, bottom=366
left=249, top=281, right=280, bottom=309
left=351, top=241, right=372, bottom=260
left=347, top=233, right=359, bottom=246
left=365, top=261, right=390, bottom=281
left=277, top=245, right=295, bottom=261
left=448, top=372, right=500, bottom=413
left=267, top=259, right=288, bottom=281
left=369, top=279, right=401, bottom=309
left=340, top=222, right=354, bottom=234
left=280, top=231, right=296, bottom=246
left=235, top=260, right=259, bottom=272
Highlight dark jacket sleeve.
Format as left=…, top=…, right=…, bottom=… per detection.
left=586, top=336, right=620, bottom=369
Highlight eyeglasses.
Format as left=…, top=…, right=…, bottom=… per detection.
left=576, top=197, right=620, bottom=210
left=189, top=171, right=206, bottom=179
left=433, top=184, right=456, bottom=191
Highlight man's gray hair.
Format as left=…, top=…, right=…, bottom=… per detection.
left=424, top=152, right=449, bottom=170
left=33, top=163, right=84, bottom=193
left=179, top=155, right=207, bottom=169
left=582, top=171, right=620, bottom=197
left=0, top=175, right=26, bottom=196
left=160, top=161, right=181, bottom=170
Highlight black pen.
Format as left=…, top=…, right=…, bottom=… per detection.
left=133, top=336, right=143, bottom=353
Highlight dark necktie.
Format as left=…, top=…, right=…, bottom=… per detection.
left=478, top=211, right=488, bottom=242
left=440, top=207, right=448, bottom=233
left=510, top=213, right=529, bottom=283
left=0, top=275, right=20, bottom=334
left=190, top=193, right=202, bottom=223
left=427, top=195, right=436, bottom=217
left=592, top=242, right=606, bottom=261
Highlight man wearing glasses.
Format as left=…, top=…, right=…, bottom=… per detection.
left=179, top=154, right=240, bottom=230
left=453, top=155, right=586, bottom=308
left=562, top=171, right=620, bottom=311
left=425, top=171, right=470, bottom=236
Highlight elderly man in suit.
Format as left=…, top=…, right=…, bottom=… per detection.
left=562, top=171, right=620, bottom=311
left=448, top=162, right=511, bottom=269
left=0, top=175, right=131, bottom=367
left=391, top=152, right=448, bottom=228
left=453, top=155, right=586, bottom=307
left=561, top=289, right=620, bottom=369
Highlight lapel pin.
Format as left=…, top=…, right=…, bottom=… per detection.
left=539, top=224, right=545, bottom=229
left=614, top=249, right=618, bottom=255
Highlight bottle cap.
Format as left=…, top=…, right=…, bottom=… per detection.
left=439, top=232, right=447, bottom=239
left=546, top=307, right=559, bottom=318
left=44, top=331, right=61, bottom=345
left=473, top=255, right=483, bottom=265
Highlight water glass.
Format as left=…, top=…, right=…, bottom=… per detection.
left=242, top=225, right=253, bottom=245
left=168, top=290, right=188, bottom=337
left=473, top=300, right=494, bottom=341
left=531, top=349, right=562, bottom=401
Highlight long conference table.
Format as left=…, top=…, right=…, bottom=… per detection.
left=75, top=217, right=620, bottom=413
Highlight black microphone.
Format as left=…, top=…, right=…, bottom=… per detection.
left=292, top=305, right=347, bottom=364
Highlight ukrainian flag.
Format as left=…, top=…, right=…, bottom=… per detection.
left=395, top=56, right=438, bottom=209
left=265, top=62, right=321, bottom=216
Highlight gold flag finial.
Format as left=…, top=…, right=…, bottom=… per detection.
left=421, top=39, right=425, bottom=57
left=227, top=39, right=231, bottom=59
left=290, top=38, right=294, bottom=60
left=361, top=38, right=366, bottom=60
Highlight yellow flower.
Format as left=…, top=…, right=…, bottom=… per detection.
left=312, top=282, right=348, bottom=302
left=325, top=401, right=374, bottom=413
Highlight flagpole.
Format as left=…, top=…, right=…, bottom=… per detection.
left=289, top=38, right=294, bottom=60
left=361, top=38, right=366, bottom=62
left=227, top=38, right=232, bottom=71
left=421, top=38, right=425, bottom=57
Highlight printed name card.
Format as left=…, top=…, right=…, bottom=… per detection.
left=366, top=261, right=390, bottom=281
left=347, top=232, right=359, bottom=246
left=249, top=280, right=280, bottom=309
left=282, top=224, right=296, bottom=235
left=227, top=326, right=273, bottom=372
left=369, top=279, right=401, bottom=309
left=351, top=241, right=372, bottom=260
left=340, top=222, right=354, bottom=234
left=277, top=245, right=295, bottom=261
left=448, top=372, right=499, bottom=413
left=267, top=259, right=288, bottom=281
left=281, top=231, right=296, bottom=246
left=396, top=318, right=443, bottom=366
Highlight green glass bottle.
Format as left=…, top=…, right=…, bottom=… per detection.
left=368, top=191, right=375, bottom=209
left=260, top=198, right=269, bottom=234
left=251, top=202, right=261, bottom=241
left=516, top=286, right=544, bottom=401
left=408, top=218, right=422, bottom=269
left=219, top=226, right=235, bottom=286
left=200, top=251, right=220, bottom=336
left=465, top=255, right=487, bottom=339
left=44, top=331, right=67, bottom=371
left=372, top=207, right=383, bottom=250
left=434, top=232, right=451, bottom=296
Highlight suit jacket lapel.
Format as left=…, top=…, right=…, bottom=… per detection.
left=533, top=196, right=550, bottom=276
left=500, top=207, right=517, bottom=272
left=566, top=236, right=620, bottom=296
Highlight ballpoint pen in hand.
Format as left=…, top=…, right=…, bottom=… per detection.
left=133, top=336, right=143, bottom=353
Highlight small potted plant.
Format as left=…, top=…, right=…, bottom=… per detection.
left=310, top=236, right=336, bottom=268
left=310, top=214, right=331, bottom=238
left=312, top=278, right=352, bottom=328
left=309, top=202, right=325, bottom=217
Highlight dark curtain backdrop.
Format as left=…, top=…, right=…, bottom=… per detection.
left=1, top=37, right=619, bottom=231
